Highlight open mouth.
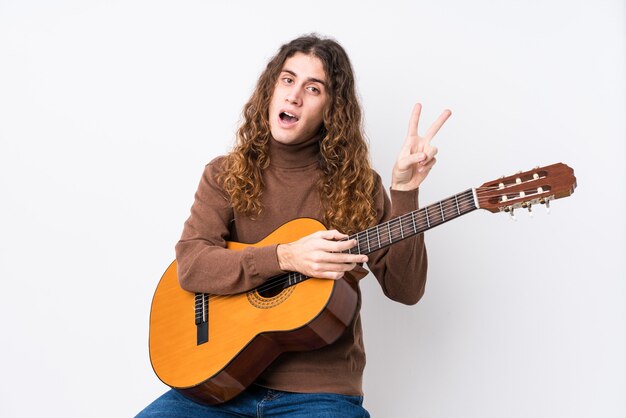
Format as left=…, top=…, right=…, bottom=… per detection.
left=279, top=111, right=299, bottom=124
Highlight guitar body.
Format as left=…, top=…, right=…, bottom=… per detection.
left=149, top=218, right=359, bottom=405
left=148, top=162, right=577, bottom=405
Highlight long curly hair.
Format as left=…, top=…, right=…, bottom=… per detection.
left=218, top=34, right=376, bottom=234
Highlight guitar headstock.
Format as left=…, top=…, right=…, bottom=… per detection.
left=476, top=163, right=577, bottom=213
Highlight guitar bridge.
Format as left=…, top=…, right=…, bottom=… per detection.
left=195, top=293, right=209, bottom=345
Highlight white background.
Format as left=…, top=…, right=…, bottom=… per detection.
left=1, top=1, right=624, bottom=417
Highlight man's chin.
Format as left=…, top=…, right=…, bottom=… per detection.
left=271, top=136, right=303, bottom=146
left=270, top=130, right=303, bottom=146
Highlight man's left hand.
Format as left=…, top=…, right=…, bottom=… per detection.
left=392, top=103, right=452, bottom=191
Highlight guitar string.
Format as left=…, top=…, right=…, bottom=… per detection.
left=188, top=174, right=568, bottom=356
left=195, top=191, right=474, bottom=304
left=190, top=189, right=475, bottom=310
left=193, top=185, right=546, bottom=310
left=194, top=182, right=556, bottom=312
left=192, top=185, right=549, bottom=309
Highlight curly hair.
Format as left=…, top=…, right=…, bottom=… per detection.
left=218, top=34, right=376, bottom=235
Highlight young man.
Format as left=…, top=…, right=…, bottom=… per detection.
left=137, top=34, right=450, bottom=417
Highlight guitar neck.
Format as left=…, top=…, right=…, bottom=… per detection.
left=345, top=188, right=478, bottom=255
left=279, top=188, right=479, bottom=289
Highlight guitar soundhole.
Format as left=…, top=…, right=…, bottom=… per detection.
left=247, top=278, right=296, bottom=309
left=258, top=287, right=283, bottom=298
left=256, top=274, right=290, bottom=299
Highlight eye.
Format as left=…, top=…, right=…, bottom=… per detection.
left=281, top=76, right=294, bottom=84
left=307, top=85, right=321, bottom=94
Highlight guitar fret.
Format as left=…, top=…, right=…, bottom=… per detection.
left=195, top=294, right=203, bottom=324
left=202, top=294, right=206, bottom=322
left=415, top=210, right=424, bottom=233
left=320, top=189, right=477, bottom=259
left=468, top=188, right=477, bottom=210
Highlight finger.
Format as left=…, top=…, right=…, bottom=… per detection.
left=311, top=236, right=358, bottom=253
left=420, top=146, right=438, bottom=164
left=406, top=103, right=422, bottom=137
left=323, top=252, right=368, bottom=264
left=309, top=263, right=356, bottom=280
left=319, top=272, right=345, bottom=281
left=316, top=229, right=349, bottom=241
left=424, top=109, right=452, bottom=141
left=331, top=239, right=362, bottom=253
left=323, top=242, right=369, bottom=263
left=314, top=262, right=357, bottom=273
left=418, top=157, right=437, bottom=173
left=396, top=152, right=427, bottom=171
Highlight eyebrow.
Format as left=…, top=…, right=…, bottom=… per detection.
left=281, top=69, right=327, bottom=87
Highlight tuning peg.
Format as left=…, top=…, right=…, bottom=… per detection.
left=527, top=205, right=534, bottom=218
left=509, top=208, right=517, bottom=221
left=545, top=200, right=551, bottom=214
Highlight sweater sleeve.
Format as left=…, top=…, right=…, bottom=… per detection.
left=174, top=159, right=284, bottom=295
left=365, top=174, right=428, bottom=305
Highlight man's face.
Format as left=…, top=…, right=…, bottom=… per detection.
left=269, top=52, right=328, bottom=145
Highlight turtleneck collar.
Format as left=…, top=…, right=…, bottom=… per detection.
left=268, top=134, right=321, bottom=169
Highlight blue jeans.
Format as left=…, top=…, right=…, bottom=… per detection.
left=135, top=385, right=370, bottom=417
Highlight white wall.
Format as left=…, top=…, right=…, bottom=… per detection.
left=1, top=1, right=624, bottom=417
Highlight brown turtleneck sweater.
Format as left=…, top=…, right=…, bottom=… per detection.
left=175, top=137, right=428, bottom=396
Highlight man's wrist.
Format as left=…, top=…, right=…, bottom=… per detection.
left=276, top=244, right=291, bottom=271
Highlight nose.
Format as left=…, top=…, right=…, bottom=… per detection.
left=285, top=87, right=302, bottom=106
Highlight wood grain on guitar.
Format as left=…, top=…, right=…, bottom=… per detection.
left=148, top=162, right=576, bottom=405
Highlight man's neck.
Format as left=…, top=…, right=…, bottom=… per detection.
left=268, top=135, right=321, bottom=169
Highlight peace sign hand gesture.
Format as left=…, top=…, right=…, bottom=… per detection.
left=392, top=103, right=452, bottom=191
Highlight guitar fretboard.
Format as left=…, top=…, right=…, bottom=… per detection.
left=281, top=188, right=478, bottom=288
left=346, top=188, right=477, bottom=255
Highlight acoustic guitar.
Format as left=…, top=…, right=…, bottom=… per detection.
left=148, top=162, right=576, bottom=405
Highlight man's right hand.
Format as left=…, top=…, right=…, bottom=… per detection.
left=277, top=230, right=368, bottom=280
